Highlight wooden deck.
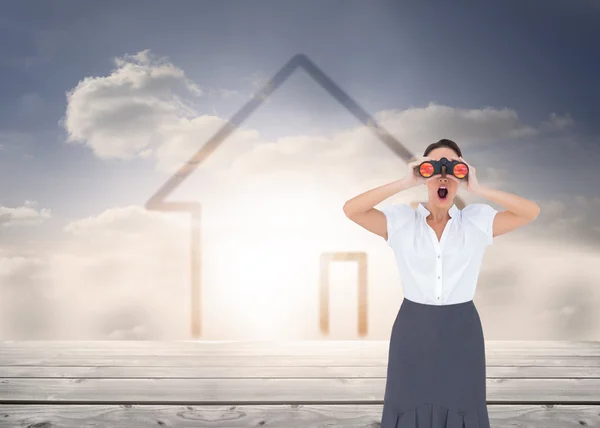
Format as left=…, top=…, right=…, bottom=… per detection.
left=0, top=341, right=599, bottom=427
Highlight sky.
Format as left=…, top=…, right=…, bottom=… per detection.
left=1, top=0, right=599, bottom=341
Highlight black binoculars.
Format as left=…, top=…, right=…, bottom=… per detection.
left=418, top=157, right=469, bottom=179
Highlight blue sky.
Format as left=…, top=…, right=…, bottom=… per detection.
left=1, top=0, right=599, bottom=340
left=1, top=0, right=599, bottom=207
left=2, top=0, right=599, bottom=131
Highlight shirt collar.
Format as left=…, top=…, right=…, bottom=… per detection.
left=417, top=202, right=459, bottom=218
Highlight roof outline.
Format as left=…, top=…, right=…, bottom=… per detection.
left=145, top=53, right=465, bottom=338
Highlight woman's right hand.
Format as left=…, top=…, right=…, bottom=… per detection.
left=402, top=156, right=433, bottom=187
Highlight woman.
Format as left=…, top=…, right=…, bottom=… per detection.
left=343, top=139, right=540, bottom=428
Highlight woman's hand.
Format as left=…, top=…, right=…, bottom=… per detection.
left=447, top=156, right=481, bottom=192
left=403, top=156, right=438, bottom=188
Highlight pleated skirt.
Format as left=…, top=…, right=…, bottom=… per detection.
left=380, top=297, right=490, bottom=428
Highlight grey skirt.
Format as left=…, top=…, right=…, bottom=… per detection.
left=380, top=297, right=490, bottom=428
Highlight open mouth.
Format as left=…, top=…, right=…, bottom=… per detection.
left=437, top=186, right=448, bottom=200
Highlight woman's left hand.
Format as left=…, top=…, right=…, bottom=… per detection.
left=447, top=157, right=481, bottom=192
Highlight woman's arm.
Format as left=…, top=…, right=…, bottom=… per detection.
left=343, top=156, right=430, bottom=216
left=342, top=177, right=415, bottom=240
left=343, top=177, right=415, bottom=216
left=452, top=156, right=540, bottom=237
left=472, top=185, right=540, bottom=237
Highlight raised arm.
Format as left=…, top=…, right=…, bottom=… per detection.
left=449, top=156, right=540, bottom=238
left=343, top=177, right=416, bottom=240
left=471, top=185, right=540, bottom=237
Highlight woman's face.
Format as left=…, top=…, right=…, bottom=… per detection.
left=425, top=147, right=461, bottom=208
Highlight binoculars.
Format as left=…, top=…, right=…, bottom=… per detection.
left=418, top=157, right=469, bottom=179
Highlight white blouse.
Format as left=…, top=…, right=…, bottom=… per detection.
left=380, top=202, right=499, bottom=305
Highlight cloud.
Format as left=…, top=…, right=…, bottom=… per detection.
left=528, top=194, right=600, bottom=247
left=477, top=233, right=600, bottom=340
left=1, top=203, right=599, bottom=340
left=43, top=50, right=600, bottom=341
left=62, top=49, right=202, bottom=159
left=152, top=114, right=259, bottom=174
left=0, top=205, right=191, bottom=339
left=61, top=49, right=259, bottom=172
left=542, top=112, right=574, bottom=131
left=0, top=200, right=51, bottom=227
left=219, top=102, right=558, bottom=191
left=62, top=49, right=574, bottom=186
left=479, top=166, right=510, bottom=188
left=373, top=103, right=540, bottom=146
left=0, top=254, right=44, bottom=277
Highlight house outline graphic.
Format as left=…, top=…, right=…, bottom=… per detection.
left=145, top=53, right=466, bottom=338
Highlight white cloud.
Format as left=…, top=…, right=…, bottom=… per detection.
left=152, top=114, right=260, bottom=174
left=0, top=205, right=191, bottom=340
left=62, top=49, right=260, bottom=173
left=0, top=255, right=44, bottom=277
left=218, top=102, right=548, bottom=192
left=480, top=166, right=510, bottom=187
left=374, top=103, right=539, bottom=146
left=62, top=49, right=202, bottom=159
left=62, top=49, right=573, bottom=188
left=477, top=233, right=600, bottom=340
left=0, top=200, right=51, bottom=227
left=0, top=203, right=599, bottom=340
left=535, top=195, right=600, bottom=235
left=38, top=50, right=600, bottom=341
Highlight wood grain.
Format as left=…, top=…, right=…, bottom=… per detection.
left=0, top=341, right=598, bottom=427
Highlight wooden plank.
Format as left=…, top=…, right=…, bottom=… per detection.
left=0, top=365, right=599, bottom=379
left=2, top=354, right=600, bottom=367
left=2, top=340, right=600, bottom=355
left=2, top=340, right=599, bottom=347
left=1, top=378, right=600, bottom=402
left=0, top=340, right=600, bottom=356
left=0, top=404, right=598, bottom=428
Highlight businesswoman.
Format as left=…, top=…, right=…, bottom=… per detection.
left=343, top=139, right=540, bottom=428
